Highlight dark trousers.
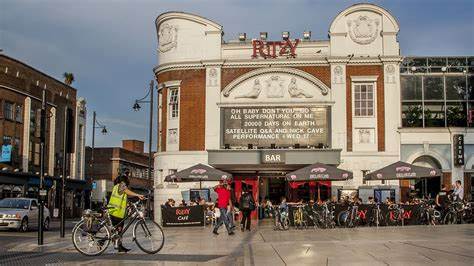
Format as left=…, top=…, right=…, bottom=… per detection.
left=241, top=209, right=251, bottom=230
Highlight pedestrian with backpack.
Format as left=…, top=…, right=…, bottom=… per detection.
left=239, top=186, right=255, bottom=231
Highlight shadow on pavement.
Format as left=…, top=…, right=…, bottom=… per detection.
left=0, top=251, right=225, bottom=265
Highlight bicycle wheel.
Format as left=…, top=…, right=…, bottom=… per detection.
left=282, top=217, right=290, bottom=230
left=133, top=219, right=165, bottom=254
left=443, top=212, right=456, bottom=225
left=72, top=219, right=111, bottom=256
left=338, top=211, right=348, bottom=227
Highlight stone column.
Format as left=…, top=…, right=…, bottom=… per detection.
left=22, top=97, right=31, bottom=172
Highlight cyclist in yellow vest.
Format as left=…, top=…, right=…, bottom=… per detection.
left=107, top=170, right=144, bottom=252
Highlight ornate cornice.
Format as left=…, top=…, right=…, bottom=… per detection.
left=221, top=67, right=331, bottom=97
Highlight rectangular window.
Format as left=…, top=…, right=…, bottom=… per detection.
left=34, top=143, right=40, bottom=166
left=30, top=109, right=36, bottom=134
left=15, top=104, right=23, bottom=123
left=168, top=128, right=178, bottom=144
left=354, top=84, right=374, bottom=117
left=2, top=136, right=12, bottom=145
left=401, top=76, right=422, bottom=100
left=168, top=88, right=179, bottom=119
left=4, top=101, right=14, bottom=120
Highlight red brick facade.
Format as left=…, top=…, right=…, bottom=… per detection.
left=157, top=69, right=206, bottom=151
left=157, top=65, right=385, bottom=153
left=345, top=65, right=385, bottom=152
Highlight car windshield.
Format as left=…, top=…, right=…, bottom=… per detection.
left=0, top=199, right=30, bottom=209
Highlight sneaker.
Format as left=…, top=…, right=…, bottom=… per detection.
left=212, top=229, right=219, bottom=235
left=117, top=245, right=131, bottom=253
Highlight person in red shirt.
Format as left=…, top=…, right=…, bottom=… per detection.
left=213, top=181, right=234, bottom=235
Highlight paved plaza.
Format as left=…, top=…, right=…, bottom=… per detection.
left=0, top=222, right=473, bottom=265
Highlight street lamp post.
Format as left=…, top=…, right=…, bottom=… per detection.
left=38, top=90, right=47, bottom=245
left=133, top=80, right=155, bottom=217
left=89, top=111, right=107, bottom=209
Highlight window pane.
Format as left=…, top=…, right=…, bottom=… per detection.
left=428, top=58, right=447, bottom=66
left=424, top=76, right=444, bottom=100
left=402, top=103, right=423, bottom=127
left=355, top=92, right=360, bottom=100
left=401, top=76, right=422, bottom=100
left=446, top=102, right=467, bottom=127
left=468, top=76, right=474, bottom=101
left=367, top=109, right=373, bottom=116
left=446, top=76, right=467, bottom=100
left=469, top=102, right=474, bottom=127
left=424, top=102, right=445, bottom=127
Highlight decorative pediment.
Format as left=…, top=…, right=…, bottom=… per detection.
left=221, top=68, right=330, bottom=103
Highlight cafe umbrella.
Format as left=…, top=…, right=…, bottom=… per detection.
left=363, top=161, right=441, bottom=197
left=285, top=162, right=353, bottom=201
left=164, top=163, right=232, bottom=188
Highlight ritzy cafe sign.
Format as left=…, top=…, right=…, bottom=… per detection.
left=252, top=39, right=300, bottom=59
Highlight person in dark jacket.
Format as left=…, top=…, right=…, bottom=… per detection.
left=239, top=187, right=255, bottom=231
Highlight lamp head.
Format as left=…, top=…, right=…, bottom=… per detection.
left=133, top=102, right=141, bottom=111
left=101, top=127, right=108, bottom=135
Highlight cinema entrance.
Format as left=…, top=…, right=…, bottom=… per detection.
left=208, top=149, right=342, bottom=208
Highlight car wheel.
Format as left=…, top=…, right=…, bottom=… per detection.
left=44, top=218, right=50, bottom=231
left=20, top=217, right=28, bottom=232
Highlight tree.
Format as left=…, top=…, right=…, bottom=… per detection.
left=63, top=72, right=75, bottom=85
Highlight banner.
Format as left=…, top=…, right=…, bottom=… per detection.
left=161, top=205, right=204, bottom=227
left=0, top=145, right=12, bottom=163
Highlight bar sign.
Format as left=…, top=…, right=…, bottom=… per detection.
left=453, top=134, right=464, bottom=166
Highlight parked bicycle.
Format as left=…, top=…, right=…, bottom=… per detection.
left=315, top=202, right=336, bottom=229
left=386, top=204, right=405, bottom=226
left=292, top=204, right=308, bottom=229
left=418, top=199, right=441, bottom=226
left=367, top=202, right=385, bottom=227
left=338, top=203, right=361, bottom=228
left=273, top=207, right=290, bottom=230
left=72, top=197, right=164, bottom=256
left=443, top=201, right=465, bottom=225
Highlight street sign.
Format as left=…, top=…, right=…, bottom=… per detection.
left=453, top=134, right=464, bottom=166
left=39, top=189, right=48, bottom=196
left=92, top=181, right=97, bottom=190
left=53, top=208, right=59, bottom=218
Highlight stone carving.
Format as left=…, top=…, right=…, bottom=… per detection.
left=333, top=65, right=344, bottom=84
left=168, top=128, right=178, bottom=144
left=158, top=23, right=178, bottom=53
left=357, top=128, right=374, bottom=144
left=208, top=68, right=218, bottom=87
left=385, top=64, right=396, bottom=84
left=347, top=15, right=380, bottom=45
left=235, top=79, right=262, bottom=99
left=288, top=77, right=313, bottom=98
left=265, top=76, right=285, bottom=98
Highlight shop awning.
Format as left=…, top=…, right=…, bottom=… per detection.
left=285, top=162, right=353, bottom=181
left=164, top=163, right=232, bottom=182
left=364, top=161, right=441, bottom=181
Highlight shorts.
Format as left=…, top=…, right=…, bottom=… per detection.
left=110, top=215, right=124, bottom=227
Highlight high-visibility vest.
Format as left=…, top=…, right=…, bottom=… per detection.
left=107, top=184, right=127, bottom=218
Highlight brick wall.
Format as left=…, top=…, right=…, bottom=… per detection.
left=0, top=54, right=78, bottom=175
left=346, top=65, right=385, bottom=152
left=157, top=69, right=206, bottom=151
left=122, top=139, right=144, bottom=154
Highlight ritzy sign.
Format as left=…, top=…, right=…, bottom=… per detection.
left=252, top=39, right=300, bottom=59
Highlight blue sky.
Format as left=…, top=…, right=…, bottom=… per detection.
left=1, top=0, right=473, bottom=150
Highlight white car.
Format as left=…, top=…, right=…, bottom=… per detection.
left=0, top=198, right=50, bottom=232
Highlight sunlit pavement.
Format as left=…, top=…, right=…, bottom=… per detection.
left=0, top=221, right=473, bottom=265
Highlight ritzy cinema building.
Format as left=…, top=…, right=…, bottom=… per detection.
left=152, top=3, right=473, bottom=219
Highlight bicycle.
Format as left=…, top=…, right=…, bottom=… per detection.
left=314, top=202, right=335, bottom=229
left=367, top=203, right=385, bottom=227
left=418, top=200, right=441, bottom=226
left=273, top=208, right=290, bottom=230
left=385, top=204, right=405, bottom=226
left=72, top=197, right=165, bottom=256
left=292, top=204, right=307, bottom=229
left=338, top=203, right=361, bottom=228
left=443, top=201, right=465, bottom=225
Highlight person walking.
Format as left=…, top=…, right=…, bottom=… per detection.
left=239, top=187, right=255, bottom=231
left=213, top=181, right=234, bottom=235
